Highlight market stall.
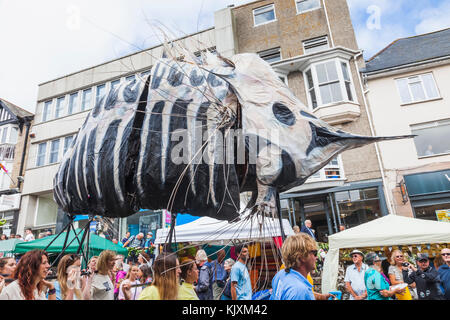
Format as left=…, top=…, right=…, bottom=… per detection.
left=155, top=214, right=294, bottom=291
left=0, top=238, right=24, bottom=257
left=322, top=214, right=450, bottom=293
left=14, top=228, right=127, bottom=258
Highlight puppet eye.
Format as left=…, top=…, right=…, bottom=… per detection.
left=273, top=102, right=296, bottom=126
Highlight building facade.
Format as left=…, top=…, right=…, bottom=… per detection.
left=363, top=28, right=450, bottom=223
left=0, top=98, right=33, bottom=237
left=19, top=0, right=390, bottom=241
left=221, top=0, right=389, bottom=241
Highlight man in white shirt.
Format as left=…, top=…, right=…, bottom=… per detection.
left=344, top=249, right=368, bottom=300
left=24, top=228, right=35, bottom=242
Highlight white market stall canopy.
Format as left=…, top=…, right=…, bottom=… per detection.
left=322, top=214, right=450, bottom=293
left=155, top=215, right=294, bottom=245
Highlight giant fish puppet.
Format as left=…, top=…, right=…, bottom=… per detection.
left=53, top=50, right=412, bottom=222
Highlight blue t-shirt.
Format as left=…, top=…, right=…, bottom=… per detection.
left=270, top=269, right=315, bottom=300
left=230, top=261, right=252, bottom=300
left=364, top=267, right=391, bottom=300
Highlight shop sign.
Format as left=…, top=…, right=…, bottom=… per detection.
left=404, top=169, right=450, bottom=197
left=435, top=209, right=450, bottom=222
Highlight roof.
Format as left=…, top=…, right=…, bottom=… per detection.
left=363, top=28, right=450, bottom=73
left=0, top=98, right=34, bottom=118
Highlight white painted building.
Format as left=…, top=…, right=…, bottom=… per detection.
left=363, top=28, right=450, bottom=222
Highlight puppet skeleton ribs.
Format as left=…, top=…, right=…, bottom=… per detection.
left=53, top=52, right=413, bottom=222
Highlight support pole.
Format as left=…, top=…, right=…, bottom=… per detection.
left=44, top=214, right=74, bottom=252
left=275, top=191, right=286, bottom=241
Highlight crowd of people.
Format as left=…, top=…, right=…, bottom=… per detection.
left=344, top=247, right=450, bottom=300
left=0, top=229, right=449, bottom=300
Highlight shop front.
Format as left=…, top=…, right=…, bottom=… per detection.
left=403, top=169, right=450, bottom=222
left=280, top=179, right=389, bottom=242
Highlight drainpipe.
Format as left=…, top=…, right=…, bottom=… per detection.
left=323, top=0, right=335, bottom=47
left=353, top=51, right=395, bottom=215
left=17, top=117, right=32, bottom=190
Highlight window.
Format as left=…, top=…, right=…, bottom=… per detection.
left=96, top=84, right=106, bottom=106
left=411, top=119, right=450, bottom=157
left=111, top=79, right=121, bottom=91
left=303, top=36, right=329, bottom=54
left=258, top=47, right=281, bottom=63
left=253, top=4, right=276, bottom=26
left=341, top=62, right=353, bottom=101
left=68, top=93, right=78, bottom=115
left=63, top=135, right=74, bottom=155
left=305, top=69, right=317, bottom=109
left=304, top=59, right=355, bottom=109
left=36, top=142, right=47, bottom=167
left=307, top=156, right=343, bottom=181
left=126, top=75, right=136, bottom=83
left=396, top=73, right=439, bottom=104
left=49, top=139, right=60, bottom=164
left=296, top=0, right=321, bottom=14
left=42, top=100, right=52, bottom=122
left=81, top=88, right=92, bottom=111
left=141, top=70, right=151, bottom=77
left=55, top=96, right=65, bottom=118
left=316, top=61, right=342, bottom=105
left=9, top=127, right=18, bottom=144
left=1, top=127, right=7, bottom=143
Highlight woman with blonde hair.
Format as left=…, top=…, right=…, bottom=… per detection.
left=55, top=254, right=83, bottom=300
left=139, top=252, right=181, bottom=300
left=179, top=259, right=199, bottom=300
left=388, top=249, right=415, bottom=300
left=118, top=263, right=142, bottom=300
left=83, top=250, right=116, bottom=300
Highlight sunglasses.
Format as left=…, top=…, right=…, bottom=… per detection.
left=395, top=255, right=404, bottom=258
left=309, top=250, right=318, bottom=256
left=418, top=259, right=429, bottom=263
left=442, top=253, right=450, bottom=256
left=351, top=255, right=361, bottom=258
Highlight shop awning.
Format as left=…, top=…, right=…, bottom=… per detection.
left=0, top=238, right=23, bottom=253
left=321, top=214, right=450, bottom=293
left=14, top=229, right=128, bottom=258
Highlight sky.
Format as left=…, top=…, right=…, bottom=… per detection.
left=0, top=0, right=449, bottom=113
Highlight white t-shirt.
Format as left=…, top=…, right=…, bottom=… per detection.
left=118, top=279, right=142, bottom=300
left=90, top=274, right=114, bottom=300
left=0, top=280, right=46, bottom=300
left=24, top=233, right=35, bottom=242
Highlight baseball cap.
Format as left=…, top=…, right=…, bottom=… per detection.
left=417, top=253, right=429, bottom=261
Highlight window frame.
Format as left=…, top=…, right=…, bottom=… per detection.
left=36, top=142, right=47, bottom=167
left=81, top=88, right=92, bottom=112
left=48, top=139, right=60, bottom=164
left=253, top=4, right=277, bottom=27
left=68, top=92, right=79, bottom=115
left=42, top=100, right=53, bottom=122
left=395, top=72, right=441, bottom=105
left=303, top=58, right=356, bottom=110
left=96, top=83, right=106, bottom=106
left=54, top=96, right=65, bottom=119
left=295, top=0, right=322, bottom=15
left=411, top=119, right=450, bottom=158
left=63, top=135, right=74, bottom=155
left=258, top=47, right=282, bottom=64
left=303, top=35, right=329, bottom=54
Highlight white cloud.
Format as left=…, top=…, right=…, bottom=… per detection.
left=415, top=1, right=450, bottom=34
left=0, top=0, right=251, bottom=113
